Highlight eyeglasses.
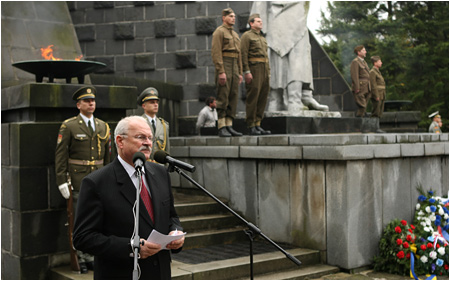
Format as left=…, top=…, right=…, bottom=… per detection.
left=121, top=134, right=153, bottom=142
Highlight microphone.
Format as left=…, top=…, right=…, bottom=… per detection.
left=154, top=151, right=196, bottom=173
left=132, top=152, right=146, bottom=171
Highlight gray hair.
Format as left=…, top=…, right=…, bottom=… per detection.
left=114, top=115, right=148, bottom=149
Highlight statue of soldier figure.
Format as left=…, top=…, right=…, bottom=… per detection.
left=251, top=1, right=329, bottom=112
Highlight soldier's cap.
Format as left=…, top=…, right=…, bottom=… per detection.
left=248, top=13, right=260, bottom=24
left=428, top=111, right=441, bottom=119
left=137, top=87, right=159, bottom=106
left=222, top=8, right=234, bottom=17
left=72, top=86, right=96, bottom=101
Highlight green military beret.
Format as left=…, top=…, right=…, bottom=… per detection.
left=222, top=8, right=234, bottom=17
left=137, top=87, right=160, bottom=106
left=72, top=86, right=96, bottom=101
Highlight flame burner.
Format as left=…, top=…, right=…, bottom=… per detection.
left=12, top=60, right=106, bottom=83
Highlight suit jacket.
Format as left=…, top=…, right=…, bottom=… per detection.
left=73, top=158, right=182, bottom=279
left=350, top=57, right=371, bottom=93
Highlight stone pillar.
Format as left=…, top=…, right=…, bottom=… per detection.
left=1, top=83, right=136, bottom=279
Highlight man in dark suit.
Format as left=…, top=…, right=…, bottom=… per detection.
left=73, top=115, right=184, bottom=280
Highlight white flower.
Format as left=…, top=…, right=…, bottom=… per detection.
left=421, top=222, right=427, bottom=227
left=424, top=227, right=432, bottom=233
left=425, top=206, right=431, bottom=213
left=425, top=218, right=432, bottom=225
left=418, top=210, right=425, bottom=216
left=429, top=251, right=437, bottom=260
left=420, top=255, right=428, bottom=263
left=438, top=206, right=444, bottom=216
left=444, top=213, right=449, bottom=220
left=416, top=203, right=421, bottom=210
left=438, top=247, right=446, bottom=255
left=430, top=215, right=436, bottom=222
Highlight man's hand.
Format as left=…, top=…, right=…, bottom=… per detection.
left=139, top=239, right=161, bottom=259
left=244, top=73, right=253, bottom=84
left=166, top=230, right=185, bottom=250
left=58, top=183, right=70, bottom=199
left=218, top=73, right=227, bottom=86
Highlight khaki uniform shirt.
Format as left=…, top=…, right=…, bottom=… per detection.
left=55, top=114, right=111, bottom=191
left=369, top=67, right=386, bottom=100
left=143, top=114, right=170, bottom=160
left=350, top=57, right=371, bottom=92
left=211, top=24, right=243, bottom=75
left=240, top=29, right=270, bottom=73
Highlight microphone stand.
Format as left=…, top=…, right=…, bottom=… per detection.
left=168, top=165, right=301, bottom=280
left=132, top=167, right=143, bottom=280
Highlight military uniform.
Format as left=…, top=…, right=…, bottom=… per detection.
left=54, top=86, right=111, bottom=272
left=428, top=112, right=442, bottom=134
left=211, top=13, right=243, bottom=133
left=350, top=57, right=371, bottom=117
left=241, top=18, right=270, bottom=131
left=142, top=114, right=170, bottom=160
left=137, top=87, right=170, bottom=160
left=55, top=90, right=111, bottom=192
left=369, top=66, right=386, bottom=118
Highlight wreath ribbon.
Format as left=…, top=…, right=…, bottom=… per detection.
left=410, top=254, right=437, bottom=280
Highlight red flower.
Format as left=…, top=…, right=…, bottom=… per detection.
left=444, top=264, right=449, bottom=270
left=397, top=251, right=405, bottom=259
left=420, top=244, right=427, bottom=251
left=406, top=235, right=412, bottom=241
left=401, top=220, right=407, bottom=226
left=436, top=244, right=440, bottom=248
left=408, top=229, right=413, bottom=233
left=427, top=243, right=433, bottom=249
left=397, top=239, right=403, bottom=245
left=403, top=242, right=410, bottom=249
left=406, top=253, right=411, bottom=259
left=395, top=226, right=402, bottom=233
left=410, top=224, right=415, bottom=230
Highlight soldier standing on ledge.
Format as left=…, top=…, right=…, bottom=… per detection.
left=428, top=111, right=442, bottom=134
left=137, top=87, right=170, bottom=160
left=211, top=8, right=244, bottom=137
left=55, top=86, right=111, bottom=273
left=241, top=13, right=271, bottom=135
left=350, top=45, right=371, bottom=117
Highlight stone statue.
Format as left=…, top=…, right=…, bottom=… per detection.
left=250, top=1, right=329, bottom=112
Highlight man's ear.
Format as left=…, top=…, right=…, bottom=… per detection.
left=116, top=135, right=124, bottom=150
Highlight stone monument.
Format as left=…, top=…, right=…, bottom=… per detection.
left=250, top=1, right=338, bottom=117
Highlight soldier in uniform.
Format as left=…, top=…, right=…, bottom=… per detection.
left=137, top=87, right=170, bottom=160
left=428, top=111, right=442, bottom=134
left=211, top=8, right=243, bottom=137
left=350, top=45, right=371, bottom=117
left=241, top=13, right=271, bottom=135
left=55, top=86, right=111, bottom=273
left=369, top=56, right=386, bottom=118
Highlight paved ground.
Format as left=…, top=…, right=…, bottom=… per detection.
left=320, top=269, right=449, bottom=280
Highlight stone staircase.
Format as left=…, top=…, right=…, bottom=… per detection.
left=50, top=189, right=339, bottom=280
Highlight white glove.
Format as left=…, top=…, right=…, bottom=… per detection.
left=58, top=183, right=70, bottom=199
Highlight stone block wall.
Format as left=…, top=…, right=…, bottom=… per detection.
left=168, top=133, right=449, bottom=270
left=68, top=1, right=353, bottom=119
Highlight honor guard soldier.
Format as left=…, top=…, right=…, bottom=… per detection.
left=137, top=87, right=170, bottom=160
left=241, top=13, right=271, bottom=135
left=55, top=86, right=111, bottom=273
left=211, top=8, right=244, bottom=137
left=350, top=45, right=371, bottom=117
left=428, top=111, right=442, bottom=134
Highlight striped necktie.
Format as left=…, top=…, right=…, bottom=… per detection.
left=140, top=175, right=154, bottom=222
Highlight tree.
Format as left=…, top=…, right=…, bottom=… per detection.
left=318, top=1, right=449, bottom=131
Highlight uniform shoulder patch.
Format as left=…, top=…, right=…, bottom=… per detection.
left=63, top=116, right=77, bottom=123
left=158, top=117, right=169, bottom=125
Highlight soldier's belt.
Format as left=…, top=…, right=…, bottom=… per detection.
left=249, top=57, right=268, bottom=63
left=68, top=159, right=104, bottom=166
left=376, top=86, right=386, bottom=89
left=222, top=52, right=239, bottom=58
left=359, top=80, right=369, bottom=84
